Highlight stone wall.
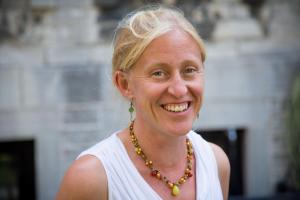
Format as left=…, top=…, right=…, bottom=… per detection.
left=0, top=0, right=299, bottom=199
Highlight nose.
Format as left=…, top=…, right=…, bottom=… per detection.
left=167, top=73, right=188, bottom=98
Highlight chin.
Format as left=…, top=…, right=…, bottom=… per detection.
left=165, top=121, right=193, bottom=137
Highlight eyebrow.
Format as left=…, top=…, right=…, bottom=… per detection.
left=146, top=59, right=202, bottom=69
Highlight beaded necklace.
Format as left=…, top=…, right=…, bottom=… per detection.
left=129, top=121, right=194, bottom=197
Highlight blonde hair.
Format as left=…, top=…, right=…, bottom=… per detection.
left=112, top=5, right=206, bottom=75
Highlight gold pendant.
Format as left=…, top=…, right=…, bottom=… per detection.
left=172, top=185, right=180, bottom=196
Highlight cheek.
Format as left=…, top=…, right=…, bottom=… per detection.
left=196, top=83, right=204, bottom=95
left=192, top=78, right=204, bottom=98
left=190, top=80, right=204, bottom=112
left=132, top=81, right=163, bottom=107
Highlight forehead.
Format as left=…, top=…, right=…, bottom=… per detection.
left=151, top=29, right=199, bottom=51
left=133, top=29, right=203, bottom=69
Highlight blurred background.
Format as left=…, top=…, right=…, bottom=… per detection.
left=0, top=0, right=299, bottom=199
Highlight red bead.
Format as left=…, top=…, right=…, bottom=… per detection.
left=151, top=170, right=158, bottom=176
left=188, top=172, right=193, bottom=177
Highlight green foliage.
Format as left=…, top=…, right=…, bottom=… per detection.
left=288, top=74, right=300, bottom=190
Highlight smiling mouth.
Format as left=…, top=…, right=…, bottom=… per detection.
left=161, top=102, right=190, bottom=113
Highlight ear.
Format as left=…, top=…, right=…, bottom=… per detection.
left=114, top=70, right=133, bottom=99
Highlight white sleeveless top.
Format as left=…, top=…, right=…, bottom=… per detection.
left=78, top=130, right=223, bottom=200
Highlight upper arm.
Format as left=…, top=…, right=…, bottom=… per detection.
left=209, top=143, right=231, bottom=200
left=56, top=155, right=108, bottom=200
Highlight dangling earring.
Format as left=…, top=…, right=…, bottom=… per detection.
left=129, top=100, right=134, bottom=122
left=197, top=113, right=199, bottom=119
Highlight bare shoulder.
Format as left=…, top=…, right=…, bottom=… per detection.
left=209, top=143, right=231, bottom=200
left=56, top=155, right=108, bottom=200
left=209, top=143, right=230, bottom=172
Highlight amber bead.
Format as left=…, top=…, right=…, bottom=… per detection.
left=156, top=173, right=161, bottom=179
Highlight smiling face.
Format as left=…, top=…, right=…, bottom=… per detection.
left=124, top=29, right=204, bottom=137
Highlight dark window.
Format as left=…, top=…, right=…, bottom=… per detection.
left=0, top=140, right=35, bottom=200
left=195, top=128, right=245, bottom=196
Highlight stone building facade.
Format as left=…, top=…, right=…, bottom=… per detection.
left=0, top=0, right=299, bottom=199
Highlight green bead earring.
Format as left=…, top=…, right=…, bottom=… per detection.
left=129, top=101, right=134, bottom=122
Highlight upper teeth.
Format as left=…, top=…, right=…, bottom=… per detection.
left=163, top=103, right=188, bottom=112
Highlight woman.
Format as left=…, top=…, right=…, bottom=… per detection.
left=56, top=5, right=230, bottom=200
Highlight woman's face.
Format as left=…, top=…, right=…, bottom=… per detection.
left=128, top=29, right=204, bottom=137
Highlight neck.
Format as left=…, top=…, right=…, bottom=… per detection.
left=131, top=118, right=188, bottom=168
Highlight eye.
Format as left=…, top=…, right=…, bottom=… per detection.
left=152, top=71, right=163, bottom=76
left=151, top=70, right=168, bottom=79
left=186, top=67, right=197, bottom=73
left=183, top=66, right=199, bottom=75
